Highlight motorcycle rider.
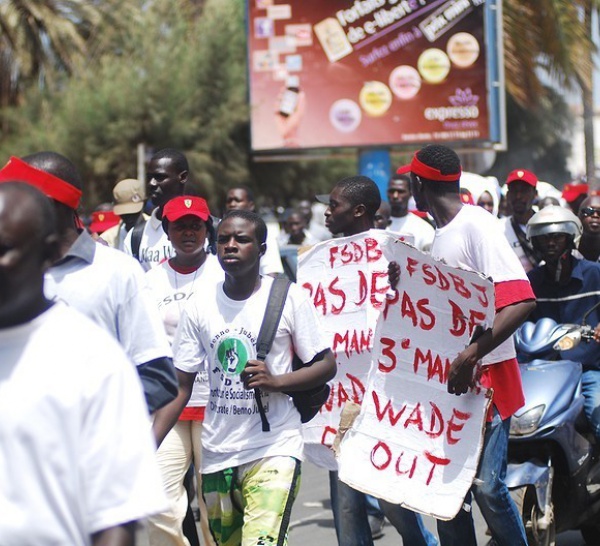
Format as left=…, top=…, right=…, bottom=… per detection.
left=526, top=205, right=600, bottom=441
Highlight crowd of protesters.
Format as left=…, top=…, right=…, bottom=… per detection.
left=1, top=143, right=599, bottom=546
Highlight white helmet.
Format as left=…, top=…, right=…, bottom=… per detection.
left=526, top=205, right=582, bottom=245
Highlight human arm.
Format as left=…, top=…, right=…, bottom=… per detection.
left=241, top=349, right=336, bottom=392
left=448, top=299, right=536, bottom=395
left=92, top=523, right=136, bottom=546
left=152, top=368, right=195, bottom=447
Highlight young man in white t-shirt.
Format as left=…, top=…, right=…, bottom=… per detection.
left=154, top=209, right=336, bottom=545
left=0, top=182, right=167, bottom=546
left=390, top=144, right=536, bottom=546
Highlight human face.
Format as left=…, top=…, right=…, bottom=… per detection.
left=477, top=191, right=494, bottom=214
left=217, top=216, right=264, bottom=276
left=147, top=157, right=186, bottom=207
left=285, top=213, right=305, bottom=240
left=535, top=232, right=569, bottom=264
left=0, top=189, right=55, bottom=326
left=387, top=178, right=410, bottom=216
left=324, top=186, right=358, bottom=236
left=225, top=189, right=254, bottom=211
left=579, top=196, right=600, bottom=235
left=167, top=215, right=207, bottom=259
left=507, top=181, right=536, bottom=216
left=374, top=205, right=391, bottom=229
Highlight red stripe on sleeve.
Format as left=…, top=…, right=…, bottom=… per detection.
left=494, top=279, right=535, bottom=311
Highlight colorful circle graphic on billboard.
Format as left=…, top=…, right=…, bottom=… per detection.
left=329, top=99, right=362, bottom=133
left=359, top=81, right=392, bottom=117
left=417, top=49, right=451, bottom=84
left=447, top=32, right=480, bottom=68
left=389, top=66, right=422, bottom=100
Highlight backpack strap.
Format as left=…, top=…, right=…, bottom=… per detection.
left=254, top=277, right=292, bottom=432
left=131, top=216, right=147, bottom=261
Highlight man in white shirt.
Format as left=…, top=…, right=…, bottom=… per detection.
left=154, top=209, right=336, bottom=545
left=124, top=148, right=189, bottom=270
left=0, top=181, right=167, bottom=546
left=0, top=152, right=177, bottom=413
left=386, top=170, right=435, bottom=251
left=500, top=169, right=541, bottom=273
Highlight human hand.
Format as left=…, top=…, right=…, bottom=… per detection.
left=447, top=345, right=479, bottom=395
left=388, top=261, right=400, bottom=290
left=593, top=323, right=600, bottom=343
left=241, top=359, right=280, bottom=392
left=275, top=88, right=306, bottom=147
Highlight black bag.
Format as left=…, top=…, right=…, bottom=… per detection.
left=254, top=277, right=330, bottom=432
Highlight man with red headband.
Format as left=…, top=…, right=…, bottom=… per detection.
left=387, top=144, right=535, bottom=546
left=0, top=152, right=177, bottom=414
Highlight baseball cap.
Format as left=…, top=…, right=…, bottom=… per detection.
left=562, top=182, right=589, bottom=203
left=315, top=194, right=330, bottom=205
left=89, top=210, right=120, bottom=234
left=112, top=178, right=145, bottom=216
left=163, top=195, right=211, bottom=223
left=506, top=169, right=537, bottom=188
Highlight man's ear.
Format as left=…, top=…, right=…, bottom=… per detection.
left=259, top=241, right=267, bottom=256
left=179, top=170, right=189, bottom=185
left=354, top=203, right=367, bottom=218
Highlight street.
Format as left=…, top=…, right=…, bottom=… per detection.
left=288, top=461, right=585, bottom=545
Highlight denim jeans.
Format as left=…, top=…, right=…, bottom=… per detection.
left=330, top=471, right=437, bottom=546
left=582, top=369, right=600, bottom=440
left=437, top=410, right=527, bottom=546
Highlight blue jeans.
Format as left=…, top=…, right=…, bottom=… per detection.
left=582, top=369, right=600, bottom=440
left=437, top=410, right=527, bottom=546
left=330, top=471, right=437, bottom=546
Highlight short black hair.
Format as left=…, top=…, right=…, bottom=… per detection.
left=0, top=182, right=57, bottom=241
left=335, top=175, right=381, bottom=218
left=220, top=209, right=267, bottom=245
left=415, top=144, right=461, bottom=180
left=22, top=151, right=82, bottom=190
left=389, top=172, right=410, bottom=186
left=151, top=148, right=189, bottom=173
left=227, top=184, right=254, bottom=203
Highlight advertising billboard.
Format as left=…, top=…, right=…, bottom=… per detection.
left=247, top=0, right=505, bottom=154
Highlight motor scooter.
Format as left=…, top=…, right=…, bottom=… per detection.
left=507, top=314, right=600, bottom=545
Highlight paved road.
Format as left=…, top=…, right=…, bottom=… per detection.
left=288, top=461, right=585, bottom=545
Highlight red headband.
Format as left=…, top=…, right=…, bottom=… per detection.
left=410, top=154, right=461, bottom=182
left=0, top=156, right=82, bottom=209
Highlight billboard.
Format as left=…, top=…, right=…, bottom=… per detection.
left=247, top=0, right=505, bottom=153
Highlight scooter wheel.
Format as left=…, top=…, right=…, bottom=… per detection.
left=510, top=486, right=556, bottom=546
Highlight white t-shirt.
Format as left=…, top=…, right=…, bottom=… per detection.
left=260, top=227, right=284, bottom=276
left=0, top=304, right=167, bottom=545
left=431, top=205, right=529, bottom=365
left=124, top=208, right=174, bottom=271
left=388, top=213, right=435, bottom=252
left=174, top=276, right=329, bottom=473
left=500, top=216, right=535, bottom=273
left=45, top=231, right=172, bottom=367
left=146, top=255, right=223, bottom=407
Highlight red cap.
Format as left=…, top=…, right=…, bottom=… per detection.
left=396, top=154, right=461, bottom=182
left=396, top=164, right=411, bottom=175
left=506, top=169, right=537, bottom=187
left=89, top=210, right=120, bottom=234
left=460, top=189, right=474, bottom=205
left=163, top=195, right=210, bottom=222
left=562, top=182, right=589, bottom=203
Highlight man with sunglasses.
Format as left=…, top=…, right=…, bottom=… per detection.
left=577, top=195, right=600, bottom=262
left=124, top=148, right=188, bottom=271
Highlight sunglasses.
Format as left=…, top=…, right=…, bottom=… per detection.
left=580, top=207, right=600, bottom=218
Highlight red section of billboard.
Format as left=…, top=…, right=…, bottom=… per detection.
left=247, top=0, right=501, bottom=153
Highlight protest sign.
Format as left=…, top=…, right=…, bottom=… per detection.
left=337, top=239, right=494, bottom=520
left=297, top=230, right=404, bottom=458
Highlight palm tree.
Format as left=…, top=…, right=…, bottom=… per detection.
left=0, top=0, right=123, bottom=110
left=503, top=0, right=600, bottom=185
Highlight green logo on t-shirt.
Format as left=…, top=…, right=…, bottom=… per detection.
left=216, top=337, right=250, bottom=376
